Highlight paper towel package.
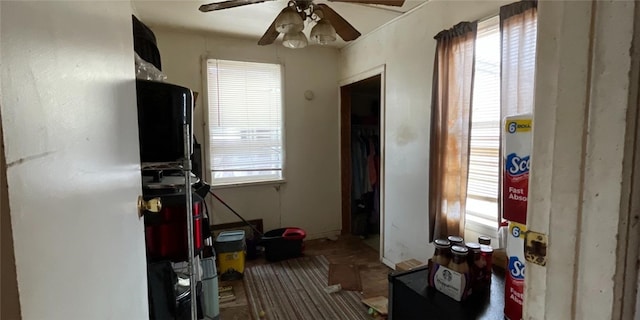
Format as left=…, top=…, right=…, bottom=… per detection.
left=502, top=115, right=532, bottom=224
left=505, top=222, right=526, bottom=320
left=502, top=114, right=532, bottom=320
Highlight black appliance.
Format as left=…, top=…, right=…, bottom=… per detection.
left=388, top=266, right=505, bottom=320
left=136, top=80, right=193, bottom=163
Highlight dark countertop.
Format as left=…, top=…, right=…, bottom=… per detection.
left=388, top=265, right=505, bottom=320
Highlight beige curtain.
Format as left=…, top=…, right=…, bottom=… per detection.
left=501, top=0, right=537, bottom=116
left=429, top=21, right=477, bottom=242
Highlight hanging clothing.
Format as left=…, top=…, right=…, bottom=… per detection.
left=351, top=134, right=365, bottom=200
left=352, top=127, right=380, bottom=201
left=371, top=183, right=380, bottom=225
left=368, top=139, right=377, bottom=187
left=351, top=126, right=381, bottom=236
left=362, top=134, right=372, bottom=194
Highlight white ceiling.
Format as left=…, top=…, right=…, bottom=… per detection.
left=132, top=0, right=427, bottom=48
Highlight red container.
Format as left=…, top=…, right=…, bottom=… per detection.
left=283, top=228, right=306, bottom=241
left=144, top=194, right=203, bottom=262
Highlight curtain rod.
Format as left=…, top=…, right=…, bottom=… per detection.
left=477, top=12, right=500, bottom=24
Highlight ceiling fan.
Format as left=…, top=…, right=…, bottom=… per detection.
left=199, top=0, right=405, bottom=48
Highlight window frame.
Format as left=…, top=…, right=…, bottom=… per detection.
left=202, top=57, right=286, bottom=188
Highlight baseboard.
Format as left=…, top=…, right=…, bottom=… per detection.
left=382, top=257, right=396, bottom=269
left=211, top=219, right=263, bottom=236
left=306, top=229, right=341, bottom=241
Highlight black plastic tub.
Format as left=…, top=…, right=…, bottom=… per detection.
left=260, top=227, right=306, bottom=262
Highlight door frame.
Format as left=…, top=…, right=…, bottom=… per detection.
left=617, top=3, right=640, bottom=318
left=339, top=65, right=386, bottom=262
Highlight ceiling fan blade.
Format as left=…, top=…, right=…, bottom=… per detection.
left=199, top=0, right=273, bottom=12
left=316, top=4, right=361, bottom=41
left=258, top=8, right=288, bottom=46
left=328, top=0, right=405, bottom=7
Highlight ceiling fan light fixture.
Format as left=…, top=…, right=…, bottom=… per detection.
left=282, top=31, right=308, bottom=49
left=310, top=19, right=337, bottom=45
left=275, top=7, right=304, bottom=34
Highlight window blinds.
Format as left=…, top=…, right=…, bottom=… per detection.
left=501, top=5, right=537, bottom=117
left=206, top=59, right=283, bottom=185
left=466, top=17, right=501, bottom=229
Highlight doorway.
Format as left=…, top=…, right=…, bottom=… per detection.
left=340, top=71, right=384, bottom=254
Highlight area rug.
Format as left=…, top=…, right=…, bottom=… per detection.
left=244, top=255, right=370, bottom=320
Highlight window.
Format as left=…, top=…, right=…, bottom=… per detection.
left=206, top=59, right=283, bottom=186
left=466, top=17, right=501, bottom=233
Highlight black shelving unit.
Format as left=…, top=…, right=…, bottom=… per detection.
left=142, top=122, right=198, bottom=320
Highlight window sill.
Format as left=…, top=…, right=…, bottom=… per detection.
left=465, top=219, right=498, bottom=244
left=211, top=179, right=286, bottom=190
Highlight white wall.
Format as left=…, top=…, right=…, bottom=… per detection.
left=1, top=2, right=148, bottom=319
left=152, top=28, right=342, bottom=238
left=340, top=0, right=510, bottom=264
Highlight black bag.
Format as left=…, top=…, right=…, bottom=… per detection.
left=132, top=15, right=162, bottom=71
left=147, top=261, right=176, bottom=320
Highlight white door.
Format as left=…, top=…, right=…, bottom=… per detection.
left=525, top=1, right=639, bottom=319
left=1, top=1, right=149, bottom=319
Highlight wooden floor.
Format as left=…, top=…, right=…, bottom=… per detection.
left=218, top=235, right=391, bottom=320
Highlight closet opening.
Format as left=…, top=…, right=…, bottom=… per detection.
left=340, top=73, right=383, bottom=253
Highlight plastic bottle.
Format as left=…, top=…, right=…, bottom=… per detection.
left=324, top=284, right=342, bottom=294
left=433, top=239, right=452, bottom=266
left=498, top=221, right=509, bottom=249
left=480, top=244, right=494, bottom=285
left=478, top=235, right=491, bottom=246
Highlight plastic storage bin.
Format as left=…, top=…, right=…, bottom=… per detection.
left=261, top=227, right=306, bottom=262
left=214, top=230, right=246, bottom=281
left=201, top=255, right=220, bottom=320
